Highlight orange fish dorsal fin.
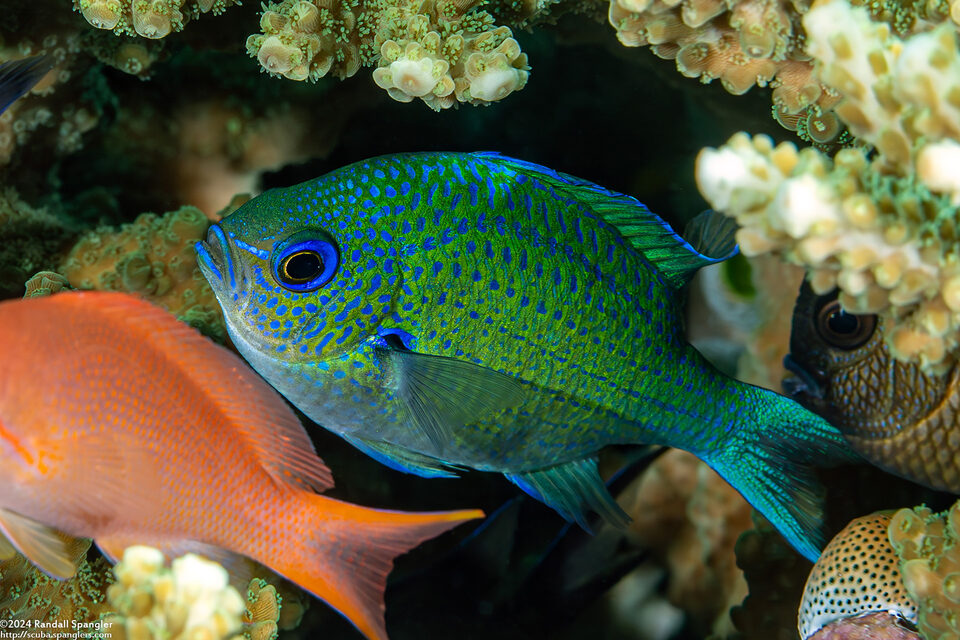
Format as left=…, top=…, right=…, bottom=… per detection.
left=35, top=292, right=334, bottom=493
left=0, top=508, right=81, bottom=578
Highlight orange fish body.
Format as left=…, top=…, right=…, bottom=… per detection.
left=0, top=291, right=482, bottom=640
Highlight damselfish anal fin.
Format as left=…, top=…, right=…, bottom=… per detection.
left=343, top=433, right=464, bottom=478
left=505, top=457, right=631, bottom=532
left=0, top=508, right=80, bottom=578
left=379, top=347, right=526, bottom=454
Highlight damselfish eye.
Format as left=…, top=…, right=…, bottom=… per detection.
left=272, top=237, right=338, bottom=292
left=815, top=299, right=876, bottom=350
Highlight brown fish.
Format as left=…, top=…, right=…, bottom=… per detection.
left=784, top=282, right=960, bottom=492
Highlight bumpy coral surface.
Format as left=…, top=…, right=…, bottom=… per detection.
left=798, top=512, right=916, bottom=639
left=103, top=546, right=245, bottom=640
left=59, top=206, right=227, bottom=342
left=0, top=188, right=78, bottom=298
left=888, top=501, right=960, bottom=640
left=696, top=1, right=960, bottom=370
left=247, top=0, right=530, bottom=109
left=0, top=539, right=114, bottom=625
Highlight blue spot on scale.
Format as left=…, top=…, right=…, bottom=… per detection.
left=489, top=279, right=500, bottom=290
left=536, top=301, right=547, bottom=314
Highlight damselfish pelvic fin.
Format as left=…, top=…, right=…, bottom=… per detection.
left=279, top=494, right=484, bottom=640
left=0, top=509, right=83, bottom=578
left=709, top=388, right=862, bottom=563
left=471, top=152, right=737, bottom=290
left=505, top=457, right=631, bottom=532
left=342, top=433, right=464, bottom=478
left=378, top=346, right=526, bottom=454
left=0, top=55, right=54, bottom=114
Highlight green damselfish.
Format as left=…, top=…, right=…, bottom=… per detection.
left=196, top=152, right=856, bottom=561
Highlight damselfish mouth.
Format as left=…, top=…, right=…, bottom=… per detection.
left=195, top=224, right=236, bottom=293
left=782, top=354, right=826, bottom=400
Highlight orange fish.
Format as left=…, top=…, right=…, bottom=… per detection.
left=0, top=291, right=482, bottom=640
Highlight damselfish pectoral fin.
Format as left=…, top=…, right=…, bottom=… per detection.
left=505, top=458, right=631, bottom=532
left=379, top=347, right=527, bottom=454
left=0, top=508, right=82, bottom=578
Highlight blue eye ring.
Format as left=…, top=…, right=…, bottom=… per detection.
left=272, top=236, right=339, bottom=292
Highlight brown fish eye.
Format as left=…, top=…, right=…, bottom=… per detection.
left=815, top=301, right=876, bottom=350
left=280, top=250, right=323, bottom=285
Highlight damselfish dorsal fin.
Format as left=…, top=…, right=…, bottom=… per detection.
left=471, top=152, right=739, bottom=289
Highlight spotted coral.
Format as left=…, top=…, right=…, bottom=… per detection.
left=798, top=512, right=916, bottom=639
left=59, top=206, right=227, bottom=343
left=246, top=0, right=529, bottom=109
left=696, top=0, right=960, bottom=371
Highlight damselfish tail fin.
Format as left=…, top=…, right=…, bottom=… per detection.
left=278, top=493, right=483, bottom=640
left=708, top=387, right=860, bottom=563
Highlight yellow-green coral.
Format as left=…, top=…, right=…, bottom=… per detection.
left=0, top=539, right=114, bottom=624
left=59, top=206, right=227, bottom=343
left=246, top=0, right=529, bottom=109
left=696, top=0, right=960, bottom=370
left=73, top=0, right=240, bottom=39
left=0, top=188, right=78, bottom=298
left=888, top=502, right=960, bottom=639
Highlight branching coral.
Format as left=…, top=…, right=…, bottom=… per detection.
left=608, top=0, right=960, bottom=144
left=73, top=0, right=240, bottom=39
left=103, top=546, right=246, bottom=640
left=59, top=206, right=227, bottom=343
left=606, top=0, right=847, bottom=144
left=617, top=449, right=752, bottom=634
left=696, top=0, right=960, bottom=370
left=246, top=0, right=530, bottom=109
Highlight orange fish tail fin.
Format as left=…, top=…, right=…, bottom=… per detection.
left=282, top=493, right=483, bottom=640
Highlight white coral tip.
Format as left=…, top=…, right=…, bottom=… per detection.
left=917, top=139, right=960, bottom=204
